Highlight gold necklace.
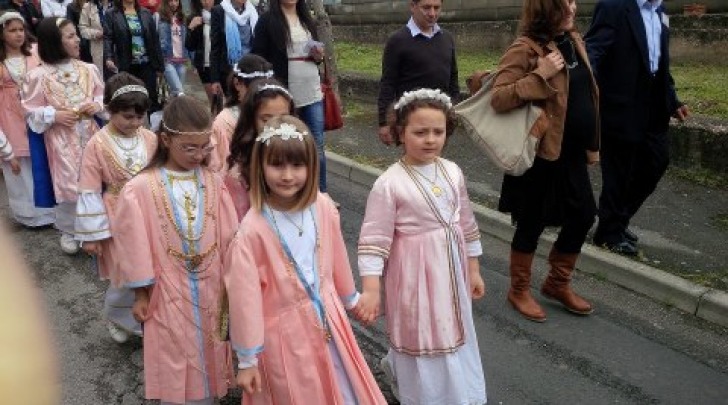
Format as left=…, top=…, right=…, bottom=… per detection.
left=108, top=129, right=143, bottom=172
left=409, top=161, right=444, bottom=197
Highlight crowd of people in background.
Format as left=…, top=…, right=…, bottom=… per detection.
left=0, top=0, right=689, bottom=404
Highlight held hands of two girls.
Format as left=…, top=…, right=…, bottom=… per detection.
left=468, top=257, right=486, bottom=299
left=9, top=158, right=20, bottom=175
left=237, top=366, right=263, bottom=394
left=81, top=241, right=103, bottom=257
left=352, top=276, right=381, bottom=326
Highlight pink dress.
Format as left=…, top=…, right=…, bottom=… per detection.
left=224, top=195, right=386, bottom=405
left=222, top=164, right=250, bottom=221
left=22, top=60, right=104, bottom=203
left=75, top=126, right=158, bottom=281
left=114, top=167, right=236, bottom=403
left=0, top=49, right=55, bottom=226
left=209, top=106, right=238, bottom=172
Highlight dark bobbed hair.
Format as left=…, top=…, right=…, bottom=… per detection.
left=227, top=78, right=295, bottom=181
left=518, top=0, right=571, bottom=43
left=264, top=0, right=318, bottom=52
left=0, top=11, right=32, bottom=61
left=104, top=72, right=151, bottom=114
left=145, top=95, right=213, bottom=169
left=248, top=115, right=319, bottom=212
left=36, top=18, right=75, bottom=64
left=387, top=93, right=458, bottom=146
left=225, top=53, right=275, bottom=108
left=112, top=0, right=139, bottom=10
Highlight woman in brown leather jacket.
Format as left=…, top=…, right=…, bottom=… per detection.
left=491, top=0, right=600, bottom=322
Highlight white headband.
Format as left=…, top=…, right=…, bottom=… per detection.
left=256, top=84, right=291, bottom=97
left=233, top=65, right=274, bottom=80
left=111, top=85, right=149, bottom=101
left=0, top=12, right=25, bottom=26
left=394, top=88, right=453, bottom=111
left=255, top=123, right=308, bottom=145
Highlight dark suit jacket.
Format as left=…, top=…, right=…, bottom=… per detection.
left=103, top=7, right=164, bottom=72
left=585, top=0, right=681, bottom=141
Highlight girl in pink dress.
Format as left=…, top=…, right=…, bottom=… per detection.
left=0, top=11, right=55, bottom=227
left=224, top=115, right=386, bottom=405
left=208, top=53, right=273, bottom=172
left=22, top=17, right=104, bottom=254
left=356, top=89, right=488, bottom=405
left=224, top=78, right=294, bottom=220
left=75, top=73, right=157, bottom=344
left=113, top=96, right=236, bottom=405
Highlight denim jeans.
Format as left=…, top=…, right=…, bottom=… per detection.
left=164, top=62, right=187, bottom=96
left=297, top=100, right=327, bottom=192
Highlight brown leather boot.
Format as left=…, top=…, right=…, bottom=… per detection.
left=507, top=250, right=546, bottom=322
left=541, top=248, right=593, bottom=315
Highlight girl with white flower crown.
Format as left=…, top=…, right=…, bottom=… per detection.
left=113, top=96, right=237, bottom=404
left=356, top=88, right=488, bottom=405
left=224, top=114, right=386, bottom=405
left=75, top=72, right=157, bottom=344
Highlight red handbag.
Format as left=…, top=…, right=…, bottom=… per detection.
left=321, top=62, right=344, bottom=131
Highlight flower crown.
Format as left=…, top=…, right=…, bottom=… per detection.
left=0, top=12, right=24, bottom=26
left=256, top=84, right=291, bottom=98
left=233, top=65, right=274, bottom=80
left=393, top=88, right=453, bottom=111
left=111, top=85, right=149, bottom=101
left=162, top=122, right=212, bottom=136
left=255, top=123, right=308, bottom=145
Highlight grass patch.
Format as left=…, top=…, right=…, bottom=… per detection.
left=711, top=213, right=728, bottom=231
left=668, top=166, right=728, bottom=189
left=335, top=41, right=501, bottom=87
left=335, top=41, right=728, bottom=120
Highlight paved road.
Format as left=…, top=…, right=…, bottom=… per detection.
left=3, top=170, right=727, bottom=404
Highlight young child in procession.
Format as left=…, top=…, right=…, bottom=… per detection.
left=223, top=114, right=387, bottom=405
left=75, top=73, right=157, bottom=343
left=113, top=96, right=237, bottom=405
left=0, top=11, right=56, bottom=228
left=224, top=78, right=294, bottom=220
left=356, top=88, right=488, bottom=405
left=208, top=53, right=273, bottom=172
left=22, top=17, right=104, bottom=254
left=156, top=0, right=190, bottom=97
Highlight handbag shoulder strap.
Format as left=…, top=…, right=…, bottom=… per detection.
left=514, top=36, right=546, bottom=57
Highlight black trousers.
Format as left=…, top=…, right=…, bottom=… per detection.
left=512, top=209, right=595, bottom=255
left=595, top=130, right=670, bottom=244
left=128, top=62, right=162, bottom=113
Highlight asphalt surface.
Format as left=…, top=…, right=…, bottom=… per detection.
left=3, top=170, right=728, bottom=404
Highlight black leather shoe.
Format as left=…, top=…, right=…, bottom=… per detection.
left=623, top=228, right=639, bottom=243
left=599, top=240, right=638, bottom=256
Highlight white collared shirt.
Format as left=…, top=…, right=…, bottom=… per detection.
left=636, top=0, right=663, bottom=73
left=406, top=17, right=441, bottom=39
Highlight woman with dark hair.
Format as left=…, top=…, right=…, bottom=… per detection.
left=491, top=0, right=600, bottom=322
left=252, top=0, right=328, bottom=194
left=22, top=17, right=104, bottom=254
left=66, top=0, right=93, bottom=63
left=78, top=0, right=110, bottom=75
left=0, top=11, right=55, bottom=227
left=103, top=0, right=164, bottom=112
left=209, top=0, right=257, bottom=95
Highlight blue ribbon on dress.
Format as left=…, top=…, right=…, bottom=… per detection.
left=28, top=128, right=56, bottom=208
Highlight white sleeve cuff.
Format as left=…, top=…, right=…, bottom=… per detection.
left=238, top=356, right=258, bottom=370
left=75, top=192, right=111, bottom=241
left=466, top=240, right=483, bottom=257
left=341, top=291, right=361, bottom=310
left=27, top=106, right=56, bottom=133
left=358, top=255, right=384, bottom=277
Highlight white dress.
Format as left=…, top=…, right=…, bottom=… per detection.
left=359, top=161, right=488, bottom=405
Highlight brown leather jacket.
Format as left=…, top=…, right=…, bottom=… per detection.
left=491, top=32, right=600, bottom=163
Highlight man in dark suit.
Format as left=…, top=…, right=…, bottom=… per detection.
left=585, top=0, right=689, bottom=255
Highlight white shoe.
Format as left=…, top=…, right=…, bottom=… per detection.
left=59, top=233, right=79, bottom=254
left=379, top=356, right=399, bottom=401
left=107, top=322, right=130, bottom=344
